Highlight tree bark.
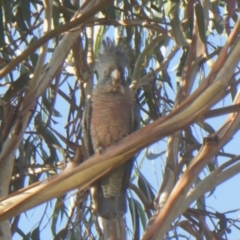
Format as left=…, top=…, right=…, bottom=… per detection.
left=0, top=154, right=14, bottom=240
left=100, top=217, right=126, bottom=240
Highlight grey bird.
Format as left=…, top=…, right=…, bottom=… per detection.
left=82, top=38, right=139, bottom=220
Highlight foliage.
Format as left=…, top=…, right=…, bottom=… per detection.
left=0, top=0, right=240, bottom=239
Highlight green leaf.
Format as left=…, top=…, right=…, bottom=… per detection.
left=145, top=147, right=166, bottom=160
left=21, top=0, right=31, bottom=26
left=31, top=226, right=40, bottom=240
left=34, top=113, right=61, bottom=163
left=134, top=198, right=147, bottom=230
left=128, top=197, right=140, bottom=240
left=3, top=72, right=30, bottom=101
left=42, top=93, right=62, bottom=118
left=138, top=174, right=155, bottom=202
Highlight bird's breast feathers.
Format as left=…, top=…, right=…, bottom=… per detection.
left=90, top=100, right=133, bottom=150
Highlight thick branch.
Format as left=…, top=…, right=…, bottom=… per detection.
left=0, top=58, right=236, bottom=221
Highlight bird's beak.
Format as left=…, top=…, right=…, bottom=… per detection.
left=111, top=69, right=121, bottom=86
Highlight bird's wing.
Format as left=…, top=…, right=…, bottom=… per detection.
left=132, top=101, right=141, bottom=132
left=120, top=101, right=140, bottom=192
left=82, top=99, right=94, bottom=159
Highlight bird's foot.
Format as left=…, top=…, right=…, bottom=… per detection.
left=96, top=147, right=103, bottom=154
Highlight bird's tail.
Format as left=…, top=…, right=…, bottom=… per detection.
left=97, top=191, right=127, bottom=219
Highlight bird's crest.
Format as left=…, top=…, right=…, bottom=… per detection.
left=96, top=38, right=128, bottom=80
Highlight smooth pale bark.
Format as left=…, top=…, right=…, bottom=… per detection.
left=0, top=154, right=14, bottom=240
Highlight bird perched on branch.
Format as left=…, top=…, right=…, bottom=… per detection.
left=82, top=38, right=139, bottom=221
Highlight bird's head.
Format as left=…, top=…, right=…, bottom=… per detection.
left=95, top=39, right=129, bottom=94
